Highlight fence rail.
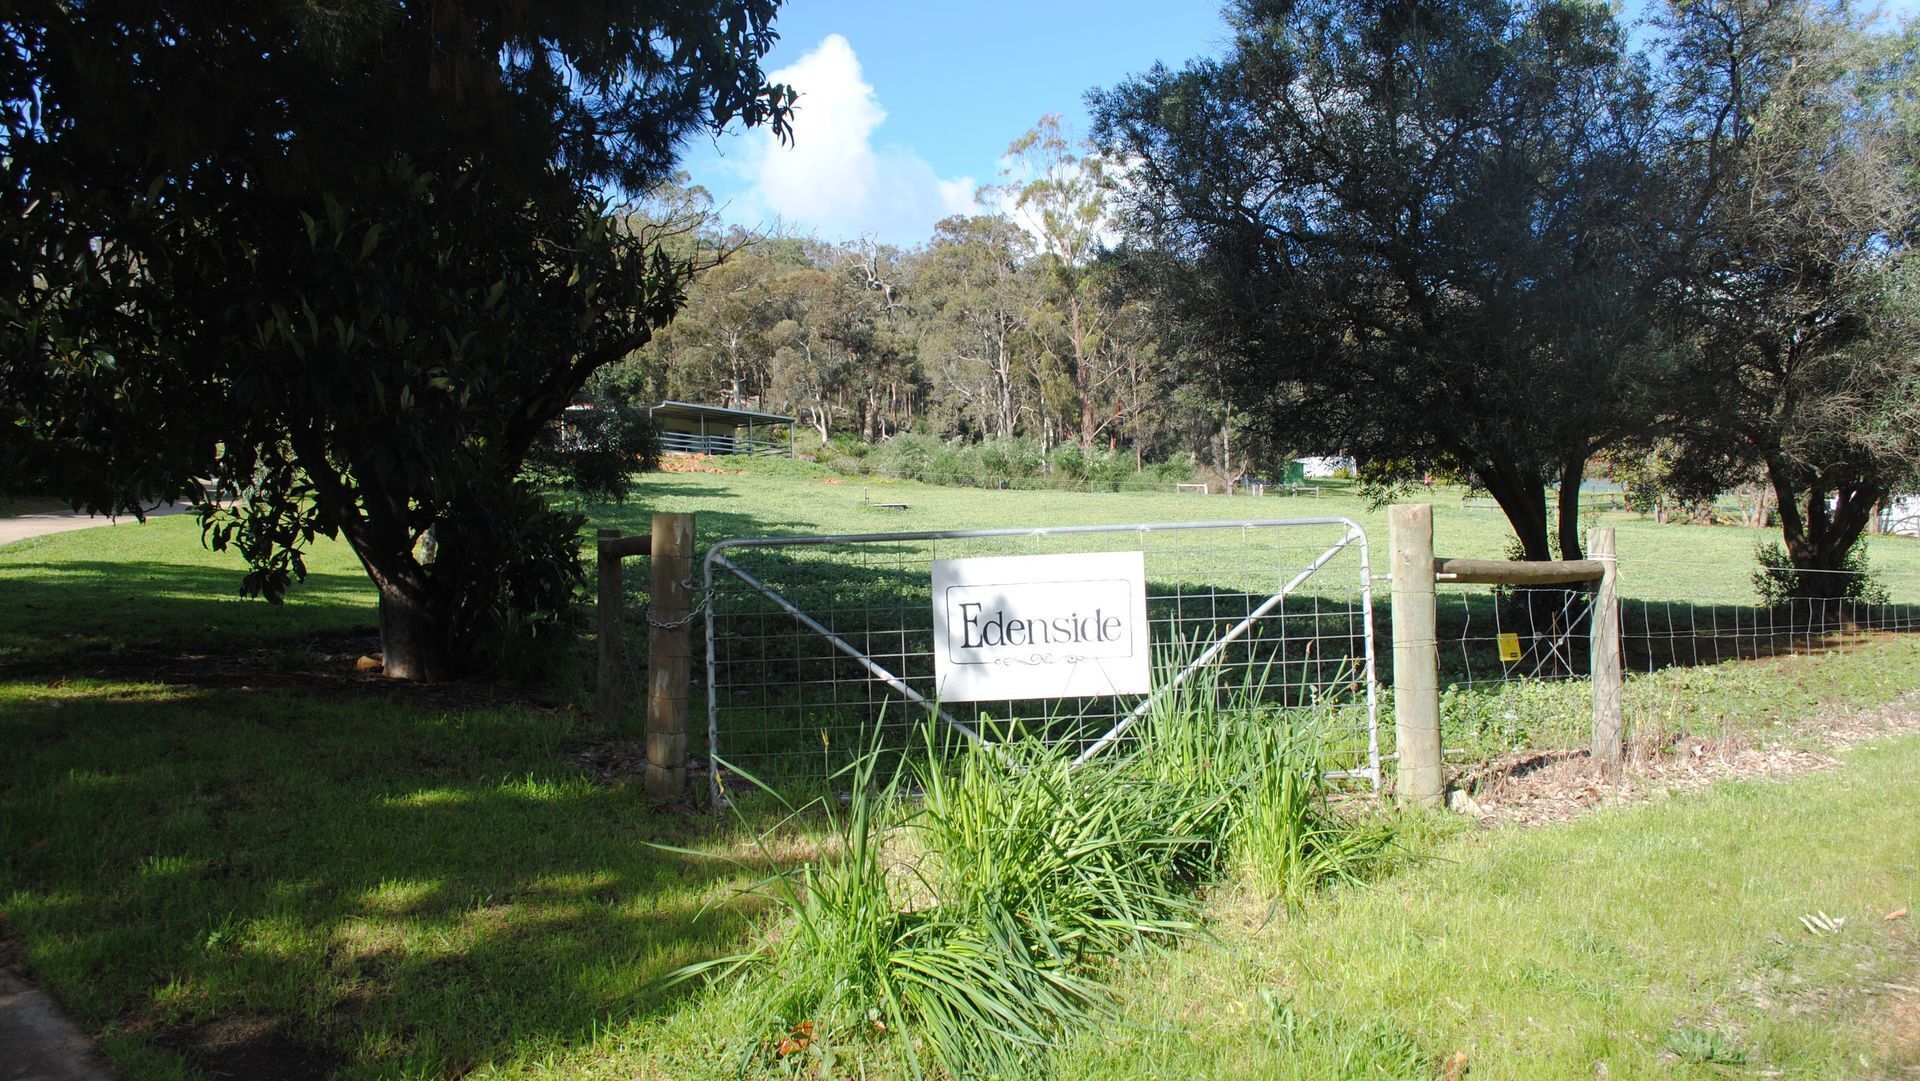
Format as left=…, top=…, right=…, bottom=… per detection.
left=657, top=431, right=790, bottom=457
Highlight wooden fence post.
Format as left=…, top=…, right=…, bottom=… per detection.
left=596, top=529, right=623, bottom=725
left=646, top=513, right=696, bottom=801
left=1390, top=504, right=1443, bottom=808
left=1589, top=527, right=1624, bottom=780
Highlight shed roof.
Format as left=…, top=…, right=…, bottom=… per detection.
left=645, top=400, right=795, bottom=425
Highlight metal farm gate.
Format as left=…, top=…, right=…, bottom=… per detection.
left=701, top=518, right=1379, bottom=803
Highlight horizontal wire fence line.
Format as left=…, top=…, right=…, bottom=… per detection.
left=1431, top=556, right=1920, bottom=760
left=823, top=463, right=1341, bottom=496
left=700, top=519, right=1377, bottom=802
left=1620, top=561, right=1920, bottom=670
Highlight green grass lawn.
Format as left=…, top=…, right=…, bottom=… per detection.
left=1050, top=728, right=1920, bottom=1080
left=0, top=516, right=376, bottom=665
left=3, top=469, right=1919, bottom=1078
left=585, top=462, right=1920, bottom=606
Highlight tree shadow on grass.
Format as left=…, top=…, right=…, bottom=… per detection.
left=0, top=682, right=800, bottom=1077
left=0, top=560, right=378, bottom=671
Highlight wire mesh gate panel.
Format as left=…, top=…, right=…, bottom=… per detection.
left=701, top=518, right=1377, bottom=802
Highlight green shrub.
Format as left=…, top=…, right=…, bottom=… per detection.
left=1751, top=538, right=1891, bottom=606
left=527, top=401, right=658, bottom=502
left=1143, top=452, right=1199, bottom=485
left=864, top=432, right=942, bottom=481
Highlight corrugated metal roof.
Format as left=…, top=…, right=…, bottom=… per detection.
left=645, top=400, right=796, bottom=425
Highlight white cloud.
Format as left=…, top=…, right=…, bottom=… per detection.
left=736, top=35, right=976, bottom=244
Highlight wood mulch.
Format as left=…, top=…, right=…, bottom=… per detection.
left=1445, top=691, right=1920, bottom=828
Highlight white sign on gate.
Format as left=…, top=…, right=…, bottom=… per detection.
left=931, top=551, right=1152, bottom=701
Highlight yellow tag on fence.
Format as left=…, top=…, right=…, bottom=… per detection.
left=1497, top=632, right=1522, bottom=662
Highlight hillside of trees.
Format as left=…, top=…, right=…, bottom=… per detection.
left=614, top=0, right=1920, bottom=590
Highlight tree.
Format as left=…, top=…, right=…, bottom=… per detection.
left=659, top=250, right=788, bottom=409
left=1655, top=0, right=1920, bottom=596
left=916, top=216, right=1043, bottom=442
left=1092, top=0, right=1669, bottom=560
left=995, top=115, right=1115, bottom=450
left=0, top=1, right=791, bottom=678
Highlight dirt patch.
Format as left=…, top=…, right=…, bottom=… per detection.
left=657, top=453, right=743, bottom=475
left=162, top=1015, right=338, bottom=1081
left=1449, top=692, right=1920, bottom=828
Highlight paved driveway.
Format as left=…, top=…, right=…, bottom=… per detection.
left=0, top=502, right=197, bottom=547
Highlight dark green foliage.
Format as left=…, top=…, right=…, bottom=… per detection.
left=0, top=0, right=791, bottom=677
left=1093, top=0, right=1672, bottom=562
left=530, top=399, right=661, bottom=503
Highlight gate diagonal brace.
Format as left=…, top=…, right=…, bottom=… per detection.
left=702, top=517, right=1381, bottom=802
left=1069, top=525, right=1366, bottom=767
left=705, top=552, right=986, bottom=746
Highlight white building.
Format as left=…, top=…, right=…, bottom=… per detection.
left=1881, top=494, right=1920, bottom=537
left=1293, top=456, right=1355, bottom=478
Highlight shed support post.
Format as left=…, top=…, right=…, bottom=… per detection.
left=1390, top=504, right=1443, bottom=808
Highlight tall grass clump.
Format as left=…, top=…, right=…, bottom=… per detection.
left=680, top=726, right=1215, bottom=1078
left=1132, top=646, right=1395, bottom=904
left=675, top=663, right=1398, bottom=1077
left=1235, top=725, right=1396, bottom=905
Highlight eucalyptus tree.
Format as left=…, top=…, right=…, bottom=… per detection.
left=996, top=115, right=1116, bottom=450
left=0, top=0, right=792, bottom=678
left=915, top=215, right=1045, bottom=441
left=1093, top=0, right=1670, bottom=560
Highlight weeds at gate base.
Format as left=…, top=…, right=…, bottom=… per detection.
left=664, top=667, right=1398, bottom=1079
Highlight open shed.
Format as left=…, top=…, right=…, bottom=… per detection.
left=646, top=400, right=795, bottom=458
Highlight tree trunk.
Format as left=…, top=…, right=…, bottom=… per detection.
left=1071, top=295, right=1095, bottom=450
left=1556, top=456, right=1587, bottom=562
left=1767, top=459, right=1881, bottom=603
left=377, top=583, right=454, bottom=682
left=1480, top=466, right=1552, bottom=561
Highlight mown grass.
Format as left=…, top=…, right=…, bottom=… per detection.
left=1050, top=730, right=1920, bottom=1080
left=594, top=460, right=1920, bottom=606
left=0, top=516, right=375, bottom=663
left=0, top=678, right=778, bottom=1079
left=3, top=470, right=1919, bottom=1078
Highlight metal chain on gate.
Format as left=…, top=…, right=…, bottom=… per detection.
left=638, top=578, right=713, bottom=631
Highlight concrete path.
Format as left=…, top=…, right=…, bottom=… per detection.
left=0, top=503, right=196, bottom=548
left=0, top=970, right=116, bottom=1081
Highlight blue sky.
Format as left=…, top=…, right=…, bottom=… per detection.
left=678, top=0, right=1233, bottom=246
left=679, top=0, right=1920, bottom=247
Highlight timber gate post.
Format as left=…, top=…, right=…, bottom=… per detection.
left=646, top=513, right=696, bottom=801
left=1389, top=504, right=1443, bottom=808
left=1589, top=527, right=1624, bottom=780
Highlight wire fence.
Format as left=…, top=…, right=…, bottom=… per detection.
left=605, top=512, right=1920, bottom=801
left=1432, top=561, right=1920, bottom=761
left=698, top=519, right=1378, bottom=801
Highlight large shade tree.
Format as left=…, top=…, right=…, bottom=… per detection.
left=1093, top=0, right=1670, bottom=560
left=0, top=1, right=792, bottom=678
left=1654, top=0, right=1920, bottom=597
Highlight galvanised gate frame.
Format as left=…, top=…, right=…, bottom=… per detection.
left=701, top=518, right=1379, bottom=804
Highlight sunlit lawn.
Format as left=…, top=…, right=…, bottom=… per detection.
left=2, top=468, right=1918, bottom=1077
